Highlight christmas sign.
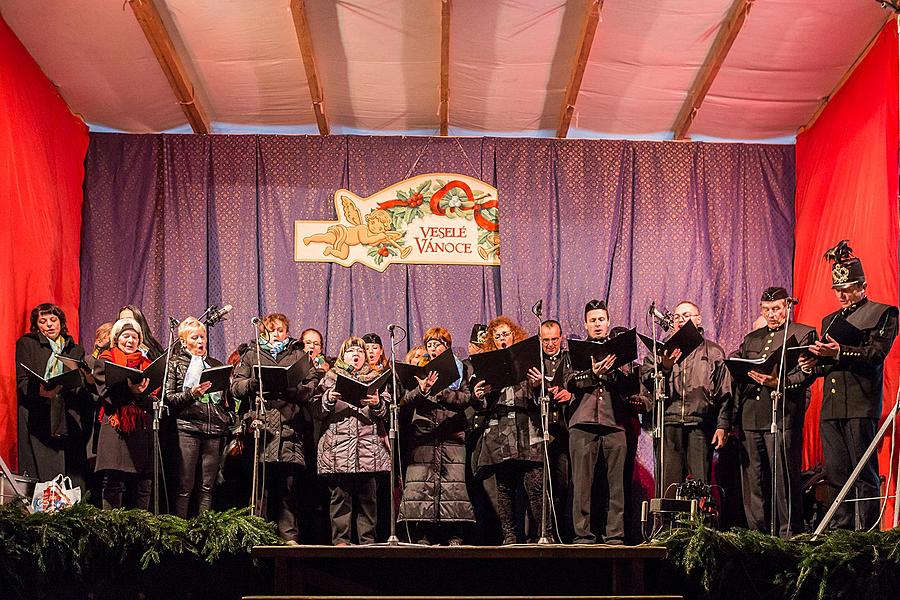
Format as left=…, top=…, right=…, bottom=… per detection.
left=295, top=174, right=499, bottom=272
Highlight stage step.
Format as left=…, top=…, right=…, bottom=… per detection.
left=245, top=596, right=684, bottom=600
left=251, top=544, right=681, bottom=598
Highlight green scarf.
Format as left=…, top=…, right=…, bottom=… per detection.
left=44, top=335, right=65, bottom=379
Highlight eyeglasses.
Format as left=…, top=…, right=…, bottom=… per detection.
left=673, top=312, right=699, bottom=322
left=303, top=340, right=322, bottom=347
left=493, top=331, right=513, bottom=341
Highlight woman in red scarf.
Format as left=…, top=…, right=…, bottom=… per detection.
left=92, top=318, right=153, bottom=510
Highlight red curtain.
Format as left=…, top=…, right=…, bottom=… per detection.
left=0, top=16, right=88, bottom=470
left=794, top=20, right=899, bottom=524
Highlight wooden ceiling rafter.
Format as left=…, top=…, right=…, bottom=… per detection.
left=556, top=0, right=603, bottom=139
left=439, top=0, right=451, bottom=136
left=672, top=0, right=755, bottom=140
left=290, top=0, right=329, bottom=135
left=127, top=0, right=210, bottom=134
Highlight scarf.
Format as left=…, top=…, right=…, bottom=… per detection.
left=258, top=336, right=290, bottom=360
left=182, top=354, right=222, bottom=405
left=44, top=335, right=65, bottom=379
left=100, top=347, right=151, bottom=433
left=334, top=359, right=380, bottom=383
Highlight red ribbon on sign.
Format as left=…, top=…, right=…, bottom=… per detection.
left=430, top=180, right=499, bottom=232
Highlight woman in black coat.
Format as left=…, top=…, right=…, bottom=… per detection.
left=93, top=318, right=154, bottom=510
left=472, top=315, right=544, bottom=545
left=16, top=303, right=91, bottom=487
left=230, top=313, right=315, bottom=542
left=398, top=327, right=476, bottom=545
left=166, top=317, right=234, bottom=518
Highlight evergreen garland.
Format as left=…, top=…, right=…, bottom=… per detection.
left=5, top=502, right=900, bottom=600
left=656, top=521, right=900, bottom=600
left=0, top=501, right=279, bottom=600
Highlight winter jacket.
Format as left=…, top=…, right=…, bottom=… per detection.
left=398, top=358, right=475, bottom=522
left=314, top=367, right=390, bottom=474
left=230, top=338, right=315, bottom=465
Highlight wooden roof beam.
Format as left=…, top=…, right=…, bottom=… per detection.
left=556, top=0, right=603, bottom=139
left=291, top=0, right=329, bottom=135
left=672, top=0, right=754, bottom=141
left=439, top=0, right=450, bottom=136
left=127, top=0, right=210, bottom=134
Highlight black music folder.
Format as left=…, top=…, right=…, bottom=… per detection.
left=334, top=369, right=393, bottom=407
left=725, top=335, right=801, bottom=384
left=104, top=354, right=167, bottom=390
left=638, top=320, right=704, bottom=364
left=19, top=363, right=83, bottom=391
left=568, top=328, right=638, bottom=372
left=469, top=335, right=541, bottom=389
left=198, top=364, right=234, bottom=394
left=822, top=315, right=865, bottom=346
left=252, top=354, right=312, bottom=393
left=394, top=350, right=461, bottom=395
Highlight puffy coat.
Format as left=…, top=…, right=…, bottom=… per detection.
left=231, top=339, right=315, bottom=465
left=314, top=367, right=390, bottom=474
left=398, top=358, right=475, bottom=522
left=166, top=348, right=234, bottom=436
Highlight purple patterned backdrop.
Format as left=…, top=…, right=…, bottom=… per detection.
left=81, top=134, right=794, bottom=364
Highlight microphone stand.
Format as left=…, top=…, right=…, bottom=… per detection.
left=769, top=302, right=794, bottom=537
left=386, top=324, right=403, bottom=545
left=531, top=301, right=553, bottom=545
left=153, top=317, right=179, bottom=515
left=649, top=302, right=667, bottom=499
left=249, top=319, right=267, bottom=517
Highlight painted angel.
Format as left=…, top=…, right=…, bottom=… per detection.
left=303, top=195, right=412, bottom=260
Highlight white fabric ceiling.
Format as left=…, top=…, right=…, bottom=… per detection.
left=0, top=0, right=891, bottom=141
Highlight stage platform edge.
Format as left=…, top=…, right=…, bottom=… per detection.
left=250, top=543, right=678, bottom=599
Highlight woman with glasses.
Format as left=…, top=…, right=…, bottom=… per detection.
left=314, top=337, right=391, bottom=545
left=397, top=327, right=478, bottom=545
left=301, top=328, right=330, bottom=374
left=471, top=316, right=544, bottom=545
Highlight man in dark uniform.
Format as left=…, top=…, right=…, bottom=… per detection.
left=732, top=286, right=816, bottom=536
left=555, top=300, right=630, bottom=544
left=641, top=300, right=732, bottom=494
left=801, top=241, right=898, bottom=530
left=525, top=319, right=574, bottom=542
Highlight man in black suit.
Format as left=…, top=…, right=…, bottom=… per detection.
left=731, top=286, right=816, bottom=536
left=801, top=241, right=899, bottom=530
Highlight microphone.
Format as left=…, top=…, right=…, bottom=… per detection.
left=531, top=299, right=543, bottom=318
left=786, top=297, right=800, bottom=306
left=388, top=323, right=399, bottom=332
left=251, top=316, right=262, bottom=325
left=649, top=302, right=674, bottom=331
left=168, top=316, right=180, bottom=329
left=205, top=304, right=233, bottom=327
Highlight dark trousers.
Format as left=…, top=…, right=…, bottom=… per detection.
left=820, top=418, right=881, bottom=530
left=569, top=426, right=626, bottom=544
left=101, top=470, right=151, bottom=510
left=494, top=459, right=543, bottom=544
left=174, top=430, right=224, bottom=519
left=263, top=462, right=305, bottom=542
left=662, top=423, right=711, bottom=493
left=739, top=427, right=803, bottom=537
left=327, top=472, right=378, bottom=545
left=548, top=425, right=573, bottom=543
